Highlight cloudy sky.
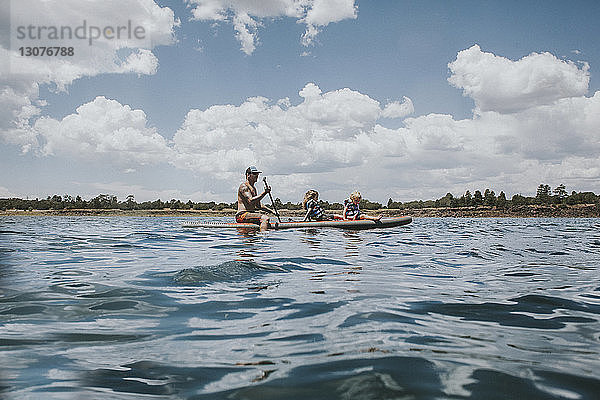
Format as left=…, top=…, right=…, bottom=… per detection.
left=1, top=0, right=599, bottom=203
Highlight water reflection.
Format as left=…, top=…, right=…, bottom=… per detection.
left=235, top=229, right=262, bottom=260
left=299, top=229, right=322, bottom=250
left=342, top=231, right=362, bottom=257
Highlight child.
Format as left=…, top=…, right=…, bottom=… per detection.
left=302, top=190, right=337, bottom=221
left=343, top=190, right=382, bottom=221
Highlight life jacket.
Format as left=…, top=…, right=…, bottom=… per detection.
left=306, top=199, right=325, bottom=220
left=344, top=199, right=360, bottom=218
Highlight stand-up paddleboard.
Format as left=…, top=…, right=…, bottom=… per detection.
left=182, top=216, right=412, bottom=230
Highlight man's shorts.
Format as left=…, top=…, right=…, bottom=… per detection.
left=235, top=212, right=264, bottom=224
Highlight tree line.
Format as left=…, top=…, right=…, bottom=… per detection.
left=1, top=184, right=598, bottom=212
left=386, top=184, right=599, bottom=210
left=0, top=194, right=236, bottom=211
left=0, top=193, right=387, bottom=211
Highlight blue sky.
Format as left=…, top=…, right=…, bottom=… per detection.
left=1, top=0, right=599, bottom=203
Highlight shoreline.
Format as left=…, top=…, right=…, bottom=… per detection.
left=1, top=204, right=598, bottom=218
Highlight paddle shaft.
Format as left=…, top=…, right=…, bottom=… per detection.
left=263, top=177, right=282, bottom=223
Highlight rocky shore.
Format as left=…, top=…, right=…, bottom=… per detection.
left=1, top=204, right=598, bottom=218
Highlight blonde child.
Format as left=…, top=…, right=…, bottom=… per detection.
left=302, top=190, right=337, bottom=221
left=343, top=191, right=382, bottom=221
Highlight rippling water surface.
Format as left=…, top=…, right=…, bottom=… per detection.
left=1, top=216, right=599, bottom=399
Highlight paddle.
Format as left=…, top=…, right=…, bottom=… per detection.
left=263, top=177, right=282, bottom=223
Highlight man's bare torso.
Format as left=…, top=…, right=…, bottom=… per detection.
left=237, top=181, right=260, bottom=212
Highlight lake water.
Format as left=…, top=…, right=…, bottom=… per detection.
left=1, top=216, right=599, bottom=399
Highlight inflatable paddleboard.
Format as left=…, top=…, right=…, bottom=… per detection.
left=182, top=216, right=411, bottom=230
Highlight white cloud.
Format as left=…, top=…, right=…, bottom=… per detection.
left=448, top=44, right=590, bottom=114
left=5, top=0, right=176, bottom=87
left=172, top=83, right=410, bottom=180
left=403, top=114, right=467, bottom=154
left=33, top=96, right=172, bottom=165
left=115, top=49, right=160, bottom=75
left=0, top=0, right=177, bottom=152
left=232, top=12, right=260, bottom=55
left=486, top=92, right=600, bottom=161
left=0, top=76, right=40, bottom=152
left=301, top=0, right=357, bottom=46
left=187, top=0, right=357, bottom=54
left=302, top=0, right=357, bottom=26
left=381, top=97, right=414, bottom=119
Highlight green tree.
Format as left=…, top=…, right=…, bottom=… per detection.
left=553, top=184, right=567, bottom=200
left=151, top=199, right=165, bottom=209
left=436, top=193, right=454, bottom=208
left=473, top=190, right=483, bottom=205
left=536, top=184, right=551, bottom=204
left=387, top=198, right=402, bottom=209
left=49, top=194, right=64, bottom=209
left=359, top=198, right=382, bottom=210
left=566, top=192, right=599, bottom=205
left=274, top=198, right=284, bottom=210
left=75, top=195, right=85, bottom=208
left=283, top=201, right=302, bottom=210
left=511, top=194, right=529, bottom=206
left=330, top=202, right=344, bottom=210
left=484, top=189, right=496, bottom=206
left=124, top=194, right=136, bottom=210
left=169, top=199, right=183, bottom=209
left=463, top=190, right=472, bottom=206
left=193, top=201, right=214, bottom=210
left=496, top=191, right=507, bottom=208
left=90, top=194, right=118, bottom=209
left=215, top=202, right=230, bottom=210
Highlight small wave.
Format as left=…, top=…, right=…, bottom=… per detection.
left=173, top=260, right=286, bottom=285
left=0, top=230, right=25, bottom=235
left=339, top=311, right=418, bottom=328
left=83, top=360, right=243, bottom=397
left=0, top=305, right=47, bottom=316
left=457, top=250, right=485, bottom=259
left=465, top=368, right=600, bottom=400
left=409, top=295, right=599, bottom=329
left=504, top=272, right=537, bottom=277
left=52, top=332, right=149, bottom=343
left=228, top=356, right=444, bottom=399
left=89, top=300, right=139, bottom=311
left=266, top=257, right=351, bottom=266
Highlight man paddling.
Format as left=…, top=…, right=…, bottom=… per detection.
left=236, top=166, right=274, bottom=231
